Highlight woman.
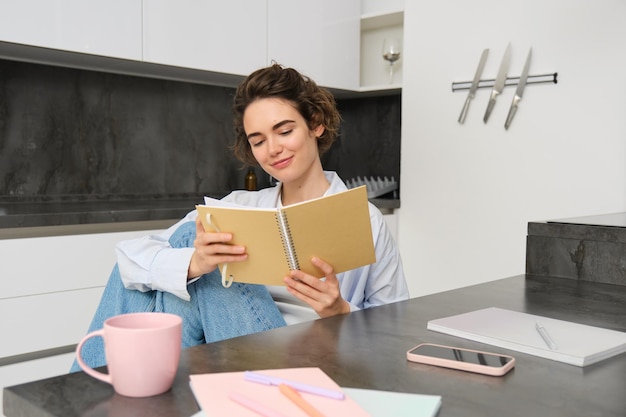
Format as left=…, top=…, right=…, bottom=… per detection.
left=73, top=64, right=408, bottom=370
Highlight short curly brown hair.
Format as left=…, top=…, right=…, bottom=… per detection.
left=232, top=64, right=341, bottom=166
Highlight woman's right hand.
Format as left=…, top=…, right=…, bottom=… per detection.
left=187, top=217, right=247, bottom=279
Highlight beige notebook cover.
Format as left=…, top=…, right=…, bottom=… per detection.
left=196, top=186, right=375, bottom=286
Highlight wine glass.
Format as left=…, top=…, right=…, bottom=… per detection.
left=382, top=38, right=402, bottom=84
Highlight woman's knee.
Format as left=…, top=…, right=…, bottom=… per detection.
left=159, top=288, right=205, bottom=347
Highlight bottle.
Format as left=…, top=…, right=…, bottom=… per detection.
left=245, top=167, right=257, bottom=191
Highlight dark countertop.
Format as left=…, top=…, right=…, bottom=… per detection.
left=528, top=212, right=626, bottom=243
left=4, top=275, right=626, bottom=417
left=0, top=197, right=207, bottom=228
left=526, top=212, right=626, bottom=287
left=547, top=211, right=626, bottom=228
left=0, top=194, right=400, bottom=238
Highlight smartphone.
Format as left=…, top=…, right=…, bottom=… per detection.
left=406, top=343, right=515, bottom=376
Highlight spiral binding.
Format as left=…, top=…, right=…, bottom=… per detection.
left=276, top=210, right=299, bottom=270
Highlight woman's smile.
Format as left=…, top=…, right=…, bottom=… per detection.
left=270, top=156, right=294, bottom=169
left=244, top=98, right=321, bottom=187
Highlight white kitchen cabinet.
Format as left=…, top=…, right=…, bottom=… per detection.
left=0, top=230, right=163, bottom=300
left=360, top=8, right=404, bottom=90
left=0, top=0, right=366, bottom=93
left=0, top=228, right=164, bottom=367
left=142, top=0, right=267, bottom=77
left=144, top=0, right=360, bottom=90
left=0, top=288, right=104, bottom=359
left=0, top=0, right=142, bottom=60
left=0, top=227, right=166, bottom=416
left=267, top=0, right=360, bottom=91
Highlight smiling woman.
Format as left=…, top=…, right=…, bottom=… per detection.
left=71, top=64, right=409, bottom=371
left=242, top=98, right=327, bottom=204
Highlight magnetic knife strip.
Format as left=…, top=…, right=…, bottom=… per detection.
left=451, top=72, right=557, bottom=92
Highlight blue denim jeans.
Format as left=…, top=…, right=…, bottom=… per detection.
left=70, top=221, right=286, bottom=372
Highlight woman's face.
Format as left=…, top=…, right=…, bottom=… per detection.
left=244, top=98, right=324, bottom=185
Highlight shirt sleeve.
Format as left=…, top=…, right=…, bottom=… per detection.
left=116, top=209, right=198, bottom=301
left=339, top=206, right=409, bottom=310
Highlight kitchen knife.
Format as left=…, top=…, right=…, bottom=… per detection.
left=504, top=48, right=532, bottom=130
left=483, top=43, right=512, bottom=123
left=458, top=48, right=489, bottom=124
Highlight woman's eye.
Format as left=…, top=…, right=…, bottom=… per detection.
left=250, top=138, right=265, bottom=147
left=280, top=129, right=293, bottom=136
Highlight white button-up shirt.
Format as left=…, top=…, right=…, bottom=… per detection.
left=116, top=171, right=409, bottom=324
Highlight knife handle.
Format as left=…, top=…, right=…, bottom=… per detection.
left=483, top=90, right=500, bottom=123
left=504, top=95, right=521, bottom=130
left=458, top=96, right=472, bottom=124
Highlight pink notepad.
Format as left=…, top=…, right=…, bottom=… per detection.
left=189, top=367, right=371, bottom=417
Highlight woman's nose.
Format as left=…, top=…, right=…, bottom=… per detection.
left=267, top=137, right=282, bottom=155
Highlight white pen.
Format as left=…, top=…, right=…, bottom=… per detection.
left=535, top=321, right=558, bottom=350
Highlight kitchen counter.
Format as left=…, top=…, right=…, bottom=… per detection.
left=526, top=212, right=626, bottom=286
left=0, top=195, right=216, bottom=239
left=547, top=212, right=626, bottom=228
left=0, top=195, right=400, bottom=239
left=4, top=275, right=626, bottom=417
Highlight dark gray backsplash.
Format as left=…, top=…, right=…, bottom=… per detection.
left=0, top=59, right=400, bottom=201
left=326, top=95, right=401, bottom=186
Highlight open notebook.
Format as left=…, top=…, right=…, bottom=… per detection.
left=196, top=186, right=376, bottom=286
left=427, top=307, right=626, bottom=367
left=189, top=367, right=441, bottom=417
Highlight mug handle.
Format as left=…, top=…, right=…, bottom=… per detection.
left=75, top=329, right=112, bottom=385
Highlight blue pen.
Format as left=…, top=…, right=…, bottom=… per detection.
left=244, top=371, right=345, bottom=400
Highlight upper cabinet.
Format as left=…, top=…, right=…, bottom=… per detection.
left=0, top=0, right=400, bottom=95
left=142, top=0, right=266, bottom=77
left=143, top=0, right=360, bottom=91
left=267, top=0, right=360, bottom=91
left=0, top=0, right=142, bottom=60
left=359, top=3, right=404, bottom=92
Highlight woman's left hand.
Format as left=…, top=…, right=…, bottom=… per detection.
left=284, top=257, right=351, bottom=318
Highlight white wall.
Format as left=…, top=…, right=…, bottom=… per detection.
left=399, top=0, right=626, bottom=297
left=361, top=0, right=404, bottom=15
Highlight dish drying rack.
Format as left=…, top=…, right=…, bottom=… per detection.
left=346, top=176, right=398, bottom=199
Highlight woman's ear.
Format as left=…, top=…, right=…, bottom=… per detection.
left=313, top=124, right=325, bottom=138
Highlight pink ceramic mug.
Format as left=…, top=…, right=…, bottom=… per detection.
left=75, top=312, right=182, bottom=397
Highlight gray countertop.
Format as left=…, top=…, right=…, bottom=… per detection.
left=0, top=195, right=400, bottom=239
left=526, top=211, right=626, bottom=287
left=4, top=275, right=626, bottom=417
left=528, top=211, right=626, bottom=243
left=0, top=197, right=206, bottom=228
left=547, top=211, right=626, bottom=228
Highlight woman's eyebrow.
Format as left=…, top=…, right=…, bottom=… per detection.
left=272, top=119, right=295, bottom=130
left=247, top=120, right=295, bottom=140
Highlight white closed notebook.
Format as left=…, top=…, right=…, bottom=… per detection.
left=427, top=307, right=626, bottom=367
